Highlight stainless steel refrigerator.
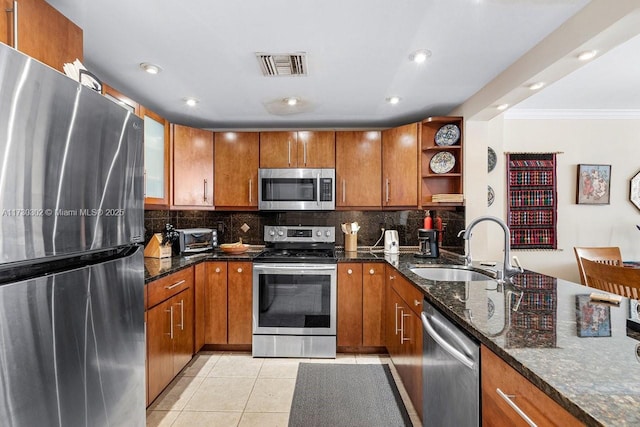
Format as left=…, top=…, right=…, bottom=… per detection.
left=0, top=43, right=145, bottom=426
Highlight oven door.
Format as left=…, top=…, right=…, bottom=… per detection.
left=253, top=263, right=337, bottom=336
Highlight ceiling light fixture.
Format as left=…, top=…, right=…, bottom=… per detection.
left=528, top=82, right=545, bottom=91
left=283, top=97, right=299, bottom=106
left=387, top=96, right=401, bottom=105
left=577, top=50, right=597, bottom=61
left=140, top=62, right=161, bottom=74
left=496, top=103, right=509, bottom=111
left=184, top=98, right=198, bottom=107
left=409, top=49, right=432, bottom=64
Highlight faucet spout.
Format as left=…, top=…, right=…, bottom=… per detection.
left=462, top=215, right=523, bottom=280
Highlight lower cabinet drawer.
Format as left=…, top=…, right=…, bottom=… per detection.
left=147, top=267, right=193, bottom=309
left=481, top=345, right=582, bottom=427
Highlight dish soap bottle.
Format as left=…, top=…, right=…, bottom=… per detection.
left=423, top=210, right=432, bottom=230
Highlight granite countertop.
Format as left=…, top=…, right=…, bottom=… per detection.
left=144, top=248, right=640, bottom=425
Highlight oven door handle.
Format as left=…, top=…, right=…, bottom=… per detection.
left=254, top=263, right=336, bottom=271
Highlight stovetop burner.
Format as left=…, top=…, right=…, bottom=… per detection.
left=256, top=225, right=337, bottom=263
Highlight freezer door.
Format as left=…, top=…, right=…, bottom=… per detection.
left=0, top=247, right=145, bottom=427
left=0, top=44, right=143, bottom=264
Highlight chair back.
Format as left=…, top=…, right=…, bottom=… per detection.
left=573, top=246, right=622, bottom=285
left=580, top=257, right=640, bottom=299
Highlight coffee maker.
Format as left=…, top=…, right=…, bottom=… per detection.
left=415, top=229, right=439, bottom=258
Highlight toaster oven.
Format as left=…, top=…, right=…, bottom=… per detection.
left=176, top=228, right=217, bottom=253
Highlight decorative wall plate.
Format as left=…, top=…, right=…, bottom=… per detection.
left=430, top=151, right=456, bottom=174
left=631, top=170, right=640, bottom=211
left=488, top=185, right=495, bottom=207
left=435, top=124, right=460, bottom=146
left=488, top=147, right=497, bottom=173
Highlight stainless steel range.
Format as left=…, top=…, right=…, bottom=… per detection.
left=252, top=225, right=337, bottom=358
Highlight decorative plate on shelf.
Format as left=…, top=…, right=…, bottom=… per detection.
left=488, top=147, right=497, bottom=173
left=430, top=151, right=456, bottom=174
left=434, top=124, right=460, bottom=146
left=488, top=185, right=495, bottom=207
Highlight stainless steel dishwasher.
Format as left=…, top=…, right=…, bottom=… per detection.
left=421, top=299, right=480, bottom=427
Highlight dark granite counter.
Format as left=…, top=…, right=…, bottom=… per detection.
left=145, top=248, right=639, bottom=425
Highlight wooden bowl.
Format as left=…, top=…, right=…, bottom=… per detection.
left=219, top=244, right=250, bottom=254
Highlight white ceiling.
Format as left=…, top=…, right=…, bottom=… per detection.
left=44, top=0, right=638, bottom=129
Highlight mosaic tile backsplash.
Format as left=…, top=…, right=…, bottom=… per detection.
left=144, top=209, right=465, bottom=254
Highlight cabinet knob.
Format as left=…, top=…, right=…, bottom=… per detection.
left=347, top=269, right=353, bottom=275
left=237, top=267, right=243, bottom=273
left=369, top=269, right=375, bottom=275
left=215, top=267, right=221, bottom=273
left=414, top=299, right=421, bottom=306
left=389, top=275, right=396, bottom=280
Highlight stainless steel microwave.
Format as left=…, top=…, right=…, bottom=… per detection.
left=258, top=168, right=335, bottom=211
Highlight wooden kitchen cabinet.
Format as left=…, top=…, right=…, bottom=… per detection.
left=103, top=84, right=141, bottom=117
left=337, top=262, right=385, bottom=349
left=1, top=0, right=82, bottom=73
left=336, top=131, right=382, bottom=209
left=146, top=267, right=195, bottom=405
left=260, top=131, right=335, bottom=168
left=194, top=263, right=206, bottom=352
left=214, top=132, right=259, bottom=209
left=420, top=116, right=464, bottom=207
left=385, top=265, right=423, bottom=420
left=142, top=107, right=170, bottom=209
left=382, top=123, right=419, bottom=208
left=481, top=345, right=581, bottom=427
left=204, top=261, right=228, bottom=344
left=227, top=262, right=253, bottom=345
left=172, top=124, right=214, bottom=208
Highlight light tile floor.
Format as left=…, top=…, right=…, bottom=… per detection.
left=147, top=352, right=420, bottom=427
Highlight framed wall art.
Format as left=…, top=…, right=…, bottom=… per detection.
left=576, top=164, right=611, bottom=205
left=630, top=169, right=640, bottom=211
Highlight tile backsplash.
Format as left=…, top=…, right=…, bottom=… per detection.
left=145, top=209, right=465, bottom=254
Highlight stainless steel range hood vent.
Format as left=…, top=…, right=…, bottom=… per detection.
left=256, top=52, right=307, bottom=76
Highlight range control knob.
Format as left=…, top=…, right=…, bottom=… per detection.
left=278, top=230, right=284, bottom=236
left=325, top=230, right=331, bottom=237
left=269, top=230, right=276, bottom=236
left=316, top=230, right=322, bottom=237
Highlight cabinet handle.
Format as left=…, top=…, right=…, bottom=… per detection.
left=6, top=1, right=18, bottom=49
left=369, top=269, right=375, bottom=275
left=394, top=303, right=401, bottom=335
left=303, top=140, right=307, bottom=165
left=496, top=388, right=538, bottom=427
left=249, top=179, right=252, bottom=203
left=143, top=169, right=147, bottom=198
left=414, top=299, right=421, bottom=307
left=168, top=306, right=174, bottom=339
left=347, top=268, right=353, bottom=275
left=237, top=267, right=243, bottom=273
left=385, top=178, right=390, bottom=203
left=401, top=312, right=411, bottom=343
left=165, top=279, right=186, bottom=290
left=215, top=267, right=221, bottom=273
left=178, top=299, right=185, bottom=331
left=288, top=140, right=291, bottom=166
left=203, top=179, right=208, bottom=202
left=342, top=179, right=346, bottom=203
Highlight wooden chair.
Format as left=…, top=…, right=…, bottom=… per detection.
left=573, top=246, right=623, bottom=285
left=580, top=257, right=640, bottom=299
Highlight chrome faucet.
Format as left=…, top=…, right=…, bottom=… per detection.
left=461, top=215, right=523, bottom=280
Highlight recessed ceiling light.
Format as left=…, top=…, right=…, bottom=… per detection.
left=528, top=82, right=545, bottom=91
left=577, top=50, right=597, bottom=61
left=386, top=96, right=401, bottom=105
left=409, top=49, right=432, bottom=64
left=496, top=103, right=509, bottom=111
left=140, top=62, right=161, bottom=74
left=184, top=98, right=198, bottom=107
left=283, top=97, right=299, bottom=106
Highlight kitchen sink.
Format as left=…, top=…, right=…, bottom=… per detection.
left=409, top=265, right=495, bottom=282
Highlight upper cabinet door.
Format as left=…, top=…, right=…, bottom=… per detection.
left=214, top=132, right=259, bottom=209
left=172, top=124, right=214, bottom=208
left=297, top=131, right=335, bottom=168
left=142, top=107, right=170, bottom=209
left=103, top=84, right=141, bottom=117
left=4, top=0, right=83, bottom=73
left=260, top=131, right=298, bottom=168
left=382, top=123, right=418, bottom=208
left=336, top=131, right=381, bottom=209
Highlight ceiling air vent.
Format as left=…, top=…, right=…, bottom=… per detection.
left=256, top=52, right=307, bottom=76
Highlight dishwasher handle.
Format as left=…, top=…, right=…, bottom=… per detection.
left=421, top=312, right=475, bottom=370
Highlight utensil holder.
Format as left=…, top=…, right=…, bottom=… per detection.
left=344, top=233, right=357, bottom=252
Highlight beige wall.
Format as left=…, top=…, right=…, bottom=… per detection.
left=465, top=115, right=640, bottom=283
